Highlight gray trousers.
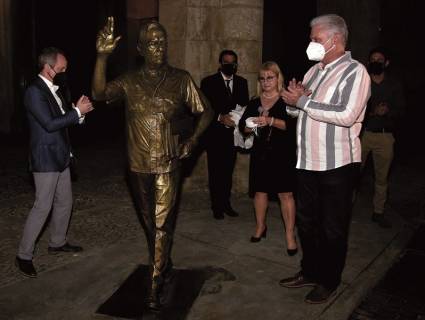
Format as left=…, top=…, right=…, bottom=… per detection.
left=18, top=168, right=73, bottom=260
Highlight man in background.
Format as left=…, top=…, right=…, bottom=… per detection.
left=361, top=47, right=405, bottom=228
left=201, top=50, right=249, bottom=220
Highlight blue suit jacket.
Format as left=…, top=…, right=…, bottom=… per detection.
left=25, top=77, right=79, bottom=172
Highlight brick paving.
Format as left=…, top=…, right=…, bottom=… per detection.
left=0, top=143, right=214, bottom=289
left=0, top=144, right=139, bottom=287
left=1, top=140, right=424, bottom=319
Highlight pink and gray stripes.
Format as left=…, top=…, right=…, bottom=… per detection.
left=287, top=52, right=371, bottom=171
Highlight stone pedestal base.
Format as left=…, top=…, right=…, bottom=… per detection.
left=96, top=264, right=235, bottom=319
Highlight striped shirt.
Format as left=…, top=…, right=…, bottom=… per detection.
left=287, top=52, right=371, bottom=171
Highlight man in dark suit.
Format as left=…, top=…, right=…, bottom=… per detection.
left=201, top=50, right=249, bottom=219
left=15, top=47, right=93, bottom=278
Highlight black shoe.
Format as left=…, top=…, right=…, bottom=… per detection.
left=224, top=207, right=239, bottom=217
left=287, top=248, right=298, bottom=256
left=48, top=243, right=83, bottom=254
left=15, top=257, right=37, bottom=278
left=213, top=210, right=225, bottom=220
left=304, top=285, right=337, bottom=304
left=250, top=226, right=267, bottom=242
left=279, top=271, right=316, bottom=288
left=372, top=213, right=392, bottom=228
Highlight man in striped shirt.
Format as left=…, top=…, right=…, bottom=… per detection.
left=279, top=14, right=371, bottom=304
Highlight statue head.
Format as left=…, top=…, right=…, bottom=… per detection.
left=137, top=20, right=168, bottom=68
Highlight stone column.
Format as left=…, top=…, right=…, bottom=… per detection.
left=159, top=0, right=263, bottom=194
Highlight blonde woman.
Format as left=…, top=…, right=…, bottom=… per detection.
left=239, top=61, right=297, bottom=255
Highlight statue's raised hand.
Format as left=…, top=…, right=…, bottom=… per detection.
left=96, top=16, right=121, bottom=54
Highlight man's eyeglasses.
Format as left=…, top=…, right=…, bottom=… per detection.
left=258, top=76, right=276, bottom=82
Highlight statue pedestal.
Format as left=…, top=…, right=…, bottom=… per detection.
left=96, top=264, right=235, bottom=319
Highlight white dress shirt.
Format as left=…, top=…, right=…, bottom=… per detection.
left=220, top=72, right=233, bottom=93
left=38, top=74, right=84, bottom=123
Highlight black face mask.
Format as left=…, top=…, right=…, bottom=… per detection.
left=221, top=63, right=237, bottom=77
left=368, top=61, right=385, bottom=75
left=53, top=72, right=68, bottom=88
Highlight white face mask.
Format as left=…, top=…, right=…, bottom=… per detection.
left=306, top=37, right=334, bottom=61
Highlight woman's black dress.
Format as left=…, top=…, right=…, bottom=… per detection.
left=239, top=97, right=296, bottom=194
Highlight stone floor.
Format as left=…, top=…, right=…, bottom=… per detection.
left=0, top=142, right=424, bottom=320
left=349, top=226, right=425, bottom=320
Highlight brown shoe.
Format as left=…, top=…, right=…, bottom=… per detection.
left=279, top=271, right=316, bottom=288
left=304, top=285, right=337, bottom=304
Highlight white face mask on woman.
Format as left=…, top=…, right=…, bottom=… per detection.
left=306, top=37, right=334, bottom=61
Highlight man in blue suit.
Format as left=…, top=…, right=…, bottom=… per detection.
left=15, top=47, right=94, bottom=278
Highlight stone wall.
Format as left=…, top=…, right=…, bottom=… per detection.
left=159, top=0, right=264, bottom=194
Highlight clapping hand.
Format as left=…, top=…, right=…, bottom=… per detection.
left=253, top=116, right=268, bottom=127
left=280, top=78, right=312, bottom=106
left=375, top=102, right=389, bottom=116
left=76, top=95, right=94, bottom=115
left=96, top=16, right=121, bottom=55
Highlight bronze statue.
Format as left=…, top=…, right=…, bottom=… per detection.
left=92, top=17, right=213, bottom=311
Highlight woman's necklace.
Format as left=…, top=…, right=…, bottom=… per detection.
left=262, top=91, right=279, bottom=99
left=261, top=91, right=279, bottom=109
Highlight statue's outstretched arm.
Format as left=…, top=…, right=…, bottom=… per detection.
left=92, top=16, right=121, bottom=101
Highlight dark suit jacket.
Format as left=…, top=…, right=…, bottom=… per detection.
left=200, top=72, right=249, bottom=145
left=25, top=76, right=79, bottom=172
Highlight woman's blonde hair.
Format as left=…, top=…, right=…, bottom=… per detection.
left=256, top=61, right=284, bottom=96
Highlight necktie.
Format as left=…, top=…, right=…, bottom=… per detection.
left=225, top=79, right=232, bottom=95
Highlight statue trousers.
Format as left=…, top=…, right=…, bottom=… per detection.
left=129, top=169, right=181, bottom=291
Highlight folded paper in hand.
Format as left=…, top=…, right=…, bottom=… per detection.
left=245, top=117, right=258, bottom=129
left=230, top=105, right=254, bottom=149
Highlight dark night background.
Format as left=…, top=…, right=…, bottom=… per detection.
left=0, top=2, right=424, bottom=317
left=2, top=0, right=424, bottom=162
left=7, top=0, right=129, bottom=146
left=262, top=0, right=424, bottom=162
